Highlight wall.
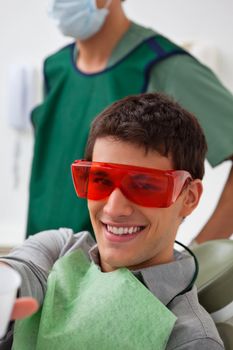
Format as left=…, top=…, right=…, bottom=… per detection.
left=0, top=0, right=232, bottom=246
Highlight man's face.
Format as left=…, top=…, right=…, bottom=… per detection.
left=88, top=137, right=188, bottom=272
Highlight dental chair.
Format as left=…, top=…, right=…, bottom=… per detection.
left=192, top=239, right=233, bottom=350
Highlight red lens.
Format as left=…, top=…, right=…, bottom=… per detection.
left=71, top=162, right=90, bottom=198
left=71, top=161, right=192, bottom=208
left=121, top=172, right=172, bottom=207
left=88, top=166, right=116, bottom=200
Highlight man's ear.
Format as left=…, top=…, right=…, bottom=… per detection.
left=180, top=179, right=203, bottom=217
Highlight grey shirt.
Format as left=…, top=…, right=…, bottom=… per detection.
left=0, top=228, right=224, bottom=349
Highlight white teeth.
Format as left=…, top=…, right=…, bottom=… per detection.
left=119, top=227, right=124, bottom=234
left=128, top=227, right=133, bottom=234
left=106, top=225, right=142, bottom=235
left=113, top=227, right=118, bottom=234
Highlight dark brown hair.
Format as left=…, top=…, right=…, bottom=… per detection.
left=85, top=93, right=207, bottom=179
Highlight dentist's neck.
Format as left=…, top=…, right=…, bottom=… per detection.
left=76, top=4, right=130, bottom=73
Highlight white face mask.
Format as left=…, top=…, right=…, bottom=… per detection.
left=48, top=0, right=112, bottom=40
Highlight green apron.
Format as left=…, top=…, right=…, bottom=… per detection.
left=13, top=250, right=176, bottom=350
left=26, top=35, right=187, bottom=236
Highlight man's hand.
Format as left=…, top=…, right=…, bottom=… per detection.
left=0, top=262, right=39, bottom=320
left=11, top=297, right=39, bottom=320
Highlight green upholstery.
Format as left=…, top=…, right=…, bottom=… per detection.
left=217, top=317, right=233, bottom=350
left=192, top=239, right=233, bottom=313
left=192, top=240, right=233, bottom=350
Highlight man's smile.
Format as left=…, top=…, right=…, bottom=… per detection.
left=101, top=221, right=147, bottom=242
left=105, top=224, right=145, bottom=235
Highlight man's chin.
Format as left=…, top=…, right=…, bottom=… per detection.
left=100, top=253, right=135, bottom=272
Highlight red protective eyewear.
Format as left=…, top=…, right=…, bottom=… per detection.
left=71, top=160, right=192, bottom=208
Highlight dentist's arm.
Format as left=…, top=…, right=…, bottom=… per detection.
left=196, top=157, right=233, bottom=243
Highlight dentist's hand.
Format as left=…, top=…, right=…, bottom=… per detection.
left=11, top=297, right=39, bottom=320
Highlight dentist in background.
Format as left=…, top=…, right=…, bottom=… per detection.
left=26, top=0, right=233, bottom=246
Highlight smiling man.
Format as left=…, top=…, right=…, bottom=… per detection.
left=0, top=93, right=224, bottom=349
left=85, top=139, right=193, bottom=272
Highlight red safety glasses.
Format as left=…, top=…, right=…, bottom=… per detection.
left=71, top=160, right=192, bottom=208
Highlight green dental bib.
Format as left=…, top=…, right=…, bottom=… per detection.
left=13, top=250, right=176, bottom=350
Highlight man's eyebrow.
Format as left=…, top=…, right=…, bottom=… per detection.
left=131, top=174, right=154, bottom=180
left=92, top=170, right=109, bottom=177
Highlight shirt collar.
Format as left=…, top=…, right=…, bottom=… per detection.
left=108, top=22, right=157, bottom=66
left=89, top=244, right=196, bottom=306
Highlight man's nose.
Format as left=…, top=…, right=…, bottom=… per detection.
left=103, top=188, right=134, bottom=217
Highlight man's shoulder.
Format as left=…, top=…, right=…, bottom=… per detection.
left=167, top=288, right=224, bottom=349
left=25, top=228, right=96, bottom=258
